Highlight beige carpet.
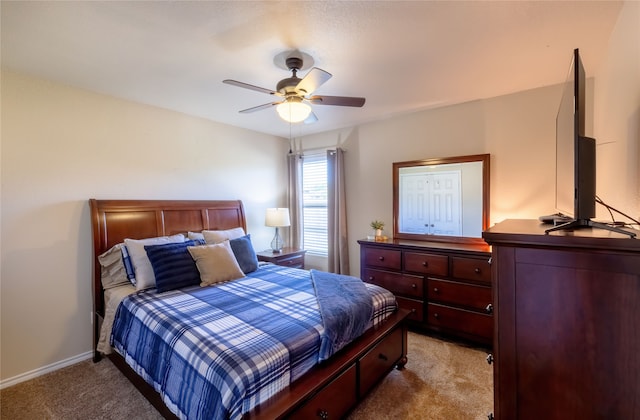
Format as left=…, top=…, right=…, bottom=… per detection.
left=348, top=332, right=493, bottom=419
left=1, top=332, right=493, bottom=419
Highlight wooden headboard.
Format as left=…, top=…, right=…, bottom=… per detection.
left=89, top=199, right=246, bottom=332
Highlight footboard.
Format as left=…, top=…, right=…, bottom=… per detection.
left=248, top=308, right=410, bottom=419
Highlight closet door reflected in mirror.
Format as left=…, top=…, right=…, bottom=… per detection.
left=393, top=154, right=490, bottom=244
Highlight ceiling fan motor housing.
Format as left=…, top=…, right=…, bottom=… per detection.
left=276, top=77, right=301, bottom=94
left=277, top=56, right=305, bottom=94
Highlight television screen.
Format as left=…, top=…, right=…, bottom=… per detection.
left=554, top=48, right=595, bottom=222
left=554, top=53, right=576, bottom=217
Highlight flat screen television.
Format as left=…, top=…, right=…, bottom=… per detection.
left=553, top=48, right=596, bottom=223
left=548, top=48, right=633, bottom=236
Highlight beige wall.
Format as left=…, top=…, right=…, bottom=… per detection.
left=0, top=71, right=289, bottom=383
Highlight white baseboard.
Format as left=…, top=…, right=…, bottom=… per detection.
left=0, top=351, right=93, bottom=390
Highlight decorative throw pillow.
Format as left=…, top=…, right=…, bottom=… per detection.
left=187, top=241, right=245, bottom=286
left=98, top=243, right=131, bottom=289
left=124, top=234, right=185, bottom=291
left=145, top=240, right=201, bottom=293
left=202, top=227, right=246, bottom=244
left=229, top=234, right=259, bottom=274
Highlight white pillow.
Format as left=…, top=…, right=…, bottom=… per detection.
left=124, top=234, right=185, bottom=290
left=202, top=227, right=246, bottom=244
left=188, top=241, right=245, bottom=286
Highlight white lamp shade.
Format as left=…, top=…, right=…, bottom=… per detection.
left=265, top=208, right=291, bottom=227
left=276, top=98, right=311, bottom=123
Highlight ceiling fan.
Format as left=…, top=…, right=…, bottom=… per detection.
left=223, top=53, right=366, bottom=124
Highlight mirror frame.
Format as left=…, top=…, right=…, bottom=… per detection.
left=393, top=153, right=490, bottom=244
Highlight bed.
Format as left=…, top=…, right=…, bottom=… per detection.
left=90, top=199, right=409, bottom=419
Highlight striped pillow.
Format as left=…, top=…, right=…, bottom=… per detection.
left=144, top=240, right=200, bottom=293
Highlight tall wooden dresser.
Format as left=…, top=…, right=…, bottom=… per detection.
left=358, top=239, right=493, bottom=347
left=483, top=219, right=640, bottom=420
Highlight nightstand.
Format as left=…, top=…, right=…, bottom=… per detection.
left=256, top=248, right=306, bottom=269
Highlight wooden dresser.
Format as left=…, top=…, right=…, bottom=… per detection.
left=483, top=219, right=640, bottom=420
left=358, top=238, right=493, bottom=346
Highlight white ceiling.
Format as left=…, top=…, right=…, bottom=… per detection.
left=1, top=1, right=623, bottom=139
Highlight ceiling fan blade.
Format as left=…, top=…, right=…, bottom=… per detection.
left=304, top=111, right=318, bottom=124
left=223, top=79, right=281, bottom=96
left=295, top=68, right=332, bottom=95
left=239, top=102, right=281, bottom=113
left=309, top=95, right=366, bottom=107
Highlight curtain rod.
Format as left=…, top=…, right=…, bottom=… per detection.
left=291, top=146, right=344, bottom=154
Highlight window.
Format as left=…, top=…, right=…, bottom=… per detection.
left=302, top=153, right=328, bottom=256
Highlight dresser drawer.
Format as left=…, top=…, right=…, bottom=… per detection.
left=404, top=252, right=449, bottom=276
left=362, top=268, right=423, bottom=299
left=427, top=303, right=493, bottom=340
left=427, top=278, right=492, bottom=312
left=359, top=327, right=403, bottom=396
left=451, top=256, right=491, bottom=283
left=294, top=364, right=357, bottom=419
left=363, top=248, right=402, bottom=270
left=395, top=296, right=424, bottom=322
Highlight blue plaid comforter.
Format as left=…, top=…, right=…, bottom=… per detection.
left=111, top=264, right=397, bottom=420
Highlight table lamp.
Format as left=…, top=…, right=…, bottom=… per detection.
left=265, top=208, right=290, bottom=253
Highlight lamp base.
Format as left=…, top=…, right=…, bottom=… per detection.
left=270, top=227, right=284, bottom=253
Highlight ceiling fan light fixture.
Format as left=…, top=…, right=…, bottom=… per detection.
left=225, top=52, right=365, bottom=124
left=276, top=97, right=311, bottom=123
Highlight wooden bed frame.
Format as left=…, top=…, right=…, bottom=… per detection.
left=90, top=199, right=409, bottom=419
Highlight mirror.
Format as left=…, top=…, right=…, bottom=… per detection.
left=393, top=154, right=490, bottom=244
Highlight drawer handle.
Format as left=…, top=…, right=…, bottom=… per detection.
left=486, top=354, right=494, bottom=365
left=485, top=303, right=493, bottom=314
left=411, top=283, right=417, bottom=289
left=433, top=287, right=439, bottom=293
left=317, top=409, right=329, bottom=419
left=378, top=256, right=385, bottom=261
left=368, top=276, right=375, bottom=281
left=411, top=308, right=416, bottom=313
left=378, top=353, right=388, bottom=361
left=474, top=267, right=481, bottom=274
left=433, top=313, right=439, bottom=319
left=422, top=261, right=429, bottom=267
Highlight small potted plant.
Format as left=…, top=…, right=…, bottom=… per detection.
left=370, top=220, right=385, bottom=238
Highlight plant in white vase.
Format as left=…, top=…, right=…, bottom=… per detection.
left=370, top=220, right=385, bottom=238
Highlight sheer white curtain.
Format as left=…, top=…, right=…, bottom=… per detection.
left=287, top=152, right=303, bottom=249
left=327, top=148, right=349, bottom=274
